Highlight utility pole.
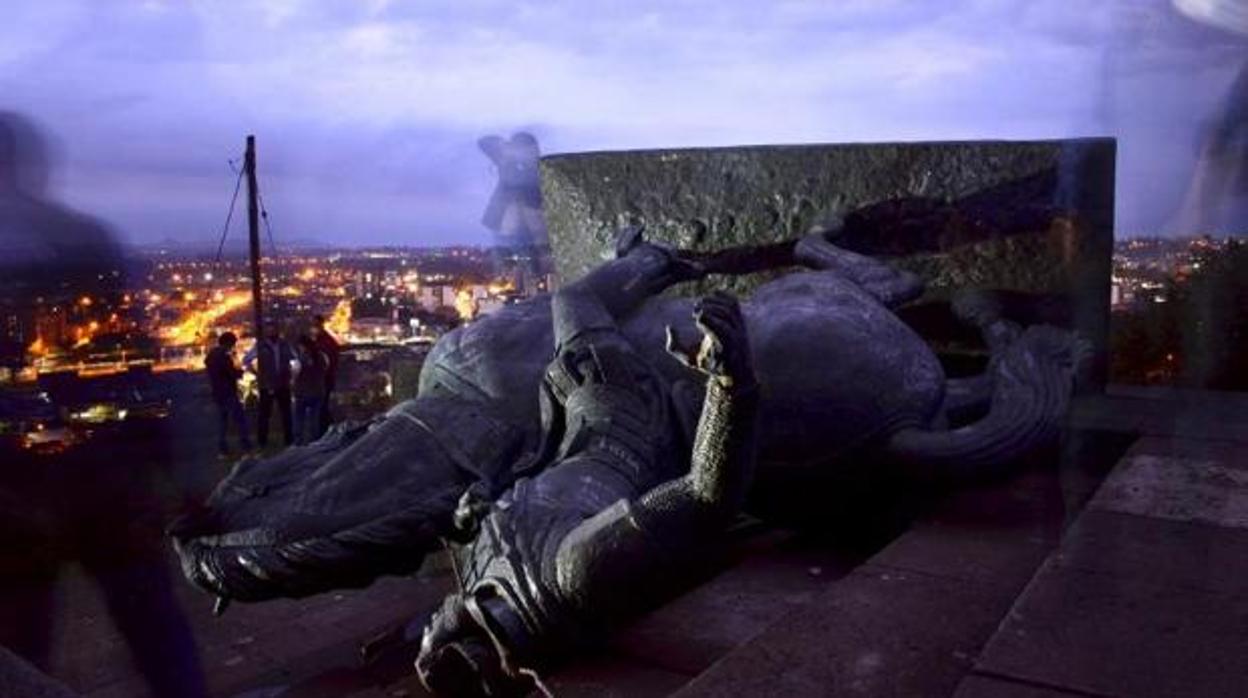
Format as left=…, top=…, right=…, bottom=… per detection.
left=244, top=135, right=264, bottom=348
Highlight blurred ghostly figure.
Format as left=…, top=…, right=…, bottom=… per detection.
left=0, top=112, right=123, bottom=300
left=0, top=111, right=205, bottom=698
left=479, top=131, right=548, bottom=250
left=1172, top=0, right=1248, bottom=232
left=1177, top=62, right=1248, bottom=232
left=1174, top=0, right=1248, bottom=36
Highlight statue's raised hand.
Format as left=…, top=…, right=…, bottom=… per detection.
left=665, top=292, right=755, bottom=388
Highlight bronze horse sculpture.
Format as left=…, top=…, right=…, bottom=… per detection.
left=172, top=227, right=1081, bottom=692
left=173, top=225, right=1079, bottom=598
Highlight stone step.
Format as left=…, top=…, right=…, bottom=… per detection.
left=209, top=396, right=1142, bottom=697
left=544, top=528, right=876, bottom=696
left=956, top=431, right=1248, bottom=698
left=663, top=420, right=1139, bottom=697
left=670, top=483, right=1062, bottom=696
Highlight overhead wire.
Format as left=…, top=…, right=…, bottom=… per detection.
left=190, top=155, right=245, bottom=353
left=254, top=181, right=285, bottom=330
left=256, top=184, right=279, bottom=256
left=215, top=156, right=245, bottom=263
left=226, top=153, right=284, bottom=328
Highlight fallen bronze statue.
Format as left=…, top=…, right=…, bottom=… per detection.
left=170, top=226, right=1084, bottom=696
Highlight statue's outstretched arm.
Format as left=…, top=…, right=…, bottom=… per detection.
left=684, top=228, right=923, bottom=307
left=555, top=293, right=760, bottom=617
left=551, top=227, right=703, bottom=350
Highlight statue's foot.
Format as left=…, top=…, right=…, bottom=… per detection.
left=951, top=289, right=1005, bottom=329
left=805, top=212, right=846, bottom=240
left=1005, top=325, right=1092, bottom=386
left=951, top=290, right=1021, bottom=353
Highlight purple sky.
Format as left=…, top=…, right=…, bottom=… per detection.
left=2, top=0, right=1245, bottom=246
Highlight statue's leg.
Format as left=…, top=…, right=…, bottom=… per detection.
left=934, top=290, right=1026, bottom=425
left=951, top=289, right=1022, bottom=352
left=793, top=233, right=924, bottom=307
left=170, top=410, right=477, bottom=605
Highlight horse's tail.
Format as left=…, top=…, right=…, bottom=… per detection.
left=884, top=325, right=1086, bottom=482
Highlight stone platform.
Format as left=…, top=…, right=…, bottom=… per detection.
left=27, top=386, right=1247, bottom=698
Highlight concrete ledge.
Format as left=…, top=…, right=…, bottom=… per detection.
left=541, top=139, right=1116, bottom=381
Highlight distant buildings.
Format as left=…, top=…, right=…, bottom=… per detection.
left=0, top=242, right=558, bottom=453
left=1110, top=234, right=1241, bottom=311
left=0, top=243, right=560, bottom=385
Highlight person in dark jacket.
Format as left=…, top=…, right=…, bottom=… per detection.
left=311, top=314, right=341, bottom=435
left=293, top=334, right=328, bottom=446
left=204, top=331, right=251, bottom=455
left=244, top=321, right=296, bottom=447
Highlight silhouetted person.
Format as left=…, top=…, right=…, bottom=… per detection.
left=293, top=334, right=328, bottom=445
left=205, top=331, right=251, bottom=455
left=245, top=320, right=295, bottom=447
left=0, top=111, right=206, bottom=698
left=311, top=313, right=340, bottom=435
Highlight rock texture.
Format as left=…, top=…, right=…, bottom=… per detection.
left=540, top=139, right=1115, bottom=383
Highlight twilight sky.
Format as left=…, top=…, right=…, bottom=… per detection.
left=1, top=0, right=1245, bottom=247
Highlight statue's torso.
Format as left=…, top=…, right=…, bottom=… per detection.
left=455, top=329, right=688, bottom=642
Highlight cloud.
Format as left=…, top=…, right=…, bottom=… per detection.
left=1, top=0, right=1244, bottom=244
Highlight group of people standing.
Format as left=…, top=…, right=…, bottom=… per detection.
left=204, top=314, right=341, bottom=455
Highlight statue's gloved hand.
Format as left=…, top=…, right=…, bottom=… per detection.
left=665, top=292, right=755, bottom=388
left=614, top=224, right=706, bottom=287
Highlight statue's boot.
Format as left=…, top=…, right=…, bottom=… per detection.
left=169, top=398, right=527, bottom=605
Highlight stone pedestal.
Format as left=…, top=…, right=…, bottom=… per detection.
left=540, top=139, right=1116, bottom=384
